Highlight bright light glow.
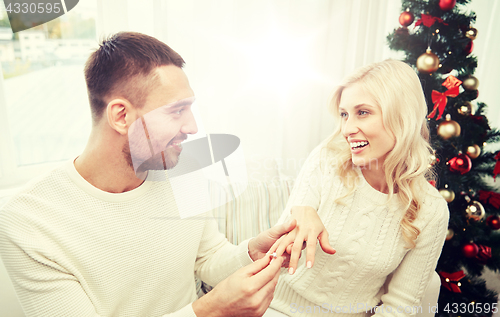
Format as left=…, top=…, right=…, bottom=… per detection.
left=235, top=26, right=324, bottom=101
left=201, top=23, right=328, bottom=103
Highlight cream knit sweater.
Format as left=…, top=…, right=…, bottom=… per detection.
left=0, top=160, right=252, bottom=317
left=270, top=144, right=449, bottom=317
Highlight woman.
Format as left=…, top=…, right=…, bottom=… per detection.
left=267, top=59, right=449, bottom=316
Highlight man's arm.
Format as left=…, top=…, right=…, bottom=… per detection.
left=0, top=210, right=203, bottom=317
left=0, top=210, right=104, bottom=316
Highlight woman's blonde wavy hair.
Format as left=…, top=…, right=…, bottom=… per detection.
left=325, top=59, right=435, bottom=249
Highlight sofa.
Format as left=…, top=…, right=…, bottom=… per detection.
left=0, top=158, right=441, bottom=317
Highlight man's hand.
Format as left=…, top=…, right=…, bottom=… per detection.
left=268, top=206, right=336, bottom=275
left=192, top=254, right=284, bottom=317
left=247, top=218, right=297, bottom=264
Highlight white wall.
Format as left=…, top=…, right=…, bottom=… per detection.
left=96, top=0, right=500, bottom=175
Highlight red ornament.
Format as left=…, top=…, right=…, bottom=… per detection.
left=476, top=245, right=492, bottom=264
left=429, top=180, right=437, bottom=187
left=438, top=270, right=465, bottom=293
left=399, top=11, right=415, bottom=27
left=448, top=154, right=472, bottom=175
left=486, top=215, right=500, bottom=230
left=465, top=40, right=474, bottom=55
left=462, top=242, right=479, bottom=258
left=439, top=0, right=456, bottom=11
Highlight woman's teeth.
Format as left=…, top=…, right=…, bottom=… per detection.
left=350, top=141, right=369, bottom=149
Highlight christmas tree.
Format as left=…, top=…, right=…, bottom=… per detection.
left=387, top=0, right=500, bottom=316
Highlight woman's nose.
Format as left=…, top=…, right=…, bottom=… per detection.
left=341, top=116, right=359, bottom=137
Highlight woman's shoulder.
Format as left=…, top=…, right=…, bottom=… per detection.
left=418, top=182, right=450, bottom=224
left=422, top=182, right=447, bottom=206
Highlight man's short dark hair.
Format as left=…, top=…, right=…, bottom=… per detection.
left=84, top=32, right=185, bottom=123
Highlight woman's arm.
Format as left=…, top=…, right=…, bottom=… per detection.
left=269, top=144, right=336, bottom=273
left=374, top=198, right=449, bottom=317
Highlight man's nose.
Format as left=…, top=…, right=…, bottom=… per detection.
left=181, top=109, right=198, bottom=135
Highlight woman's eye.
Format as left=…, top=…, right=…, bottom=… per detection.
left=359, top=110, right=369, bottom=116
left=175, top=108, right=184, bottom=115
left=340, top=112, right=348, bottom=118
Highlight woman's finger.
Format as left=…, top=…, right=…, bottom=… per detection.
left=306, top=233, right=318, bottom=268
left=288, top=233, right=306, bottom=274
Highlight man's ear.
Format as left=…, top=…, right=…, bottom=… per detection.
left=106, top=98, right=136, bottom=135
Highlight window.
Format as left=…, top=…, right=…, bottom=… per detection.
left=0, top=0, right=98, bottom=188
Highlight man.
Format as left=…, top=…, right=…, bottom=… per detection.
left=0, top=32, right=298, bottom=317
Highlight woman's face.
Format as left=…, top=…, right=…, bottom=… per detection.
left=338, top=84, right=396, bottom=169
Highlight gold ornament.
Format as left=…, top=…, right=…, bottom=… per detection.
left=417, top=49, right=440, bottom=74
left=465, top=27, right=478, bottom=40
left=462, top=76, right=479, bottom=91
left=439, top=189, right=455, bottom=203
left=446, top=228, right=454, bottom=240
left=437, top=114, right=461, bottom=140
left=466, top=144, right=481, bottom=159
left=429, top=154, right=437, bottom=167
left=456, top=101, right=474, bottom=116
left=466, top=201, right=485, bottom=221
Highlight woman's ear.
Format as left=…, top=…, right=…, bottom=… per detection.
left=106, top=98, right=136, bottom=135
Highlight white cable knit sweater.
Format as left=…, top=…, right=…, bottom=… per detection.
left=0, top=160, right=252, bottom=317
left=270, top=144, right=449, bottom=317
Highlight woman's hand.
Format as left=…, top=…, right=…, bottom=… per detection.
left=268, top=206, right=336, bottom=274
left=247, top=219, right=297, bottom=264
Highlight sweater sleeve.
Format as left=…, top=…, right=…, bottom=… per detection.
left=275, top=144, right=325, bottom=226
left=194, top=211, right=253, bottom=287
left=0, top=210, right=208, bottom=317
left=0, top=211, right=104, bottom=317
left=374, top=198, right=449, bottom=317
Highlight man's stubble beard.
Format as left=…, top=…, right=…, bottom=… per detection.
left=122, top=141, right=180, bottom=174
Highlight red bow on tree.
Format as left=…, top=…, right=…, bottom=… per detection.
left=478, top=190, right=500, bottom=209
left=494, top=152, right=500, bottom=181
left=438, top=270, right=465, bottom=293
left=476, top=245, right=492, bottom=265
left=415, top=14, right=449, bottom=28
left=428, top=76, right=462, bottom=120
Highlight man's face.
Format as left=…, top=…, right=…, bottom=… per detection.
left=125, top=65, right=198, bottom=174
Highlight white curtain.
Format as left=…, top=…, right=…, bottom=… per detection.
left=95, top=0, right=500, bottom=176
